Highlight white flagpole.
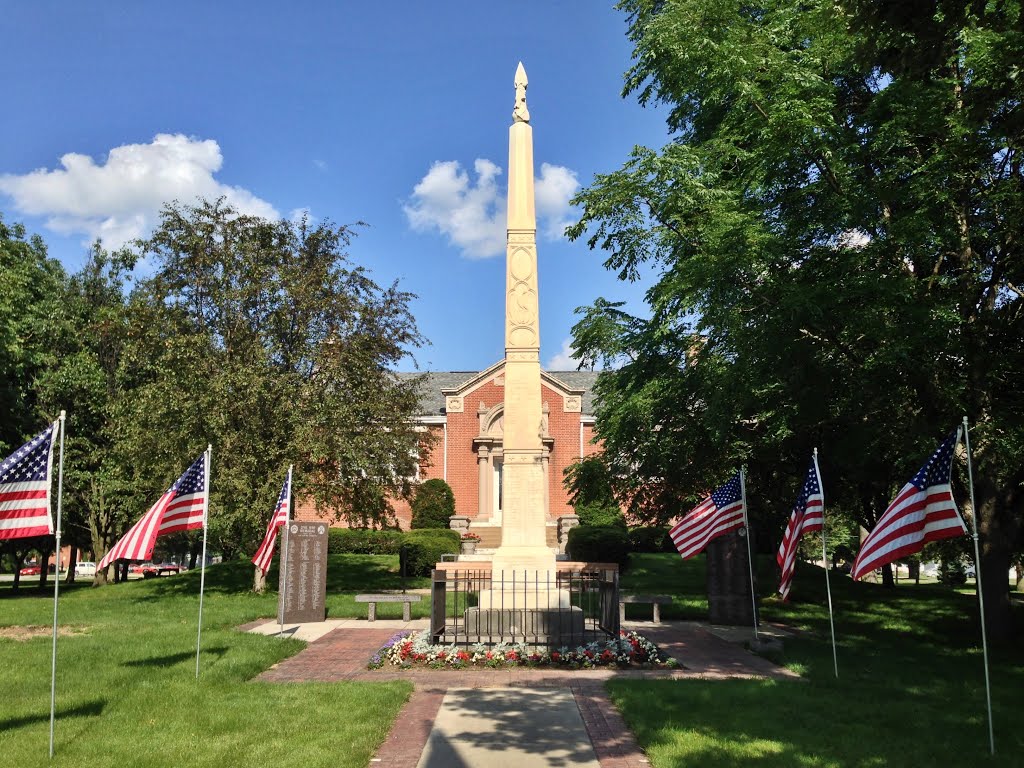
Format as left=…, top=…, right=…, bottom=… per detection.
left=962, top=417, right=995, bottom=755
left=279, top=464, right=292, bottom=638
left=48, top=411, right=66, bottom=759
left=195, top=444, right=212, bottom=680
left=739, top=467, right=759, bottom=641
left=813, top=448, right=839, bottom=678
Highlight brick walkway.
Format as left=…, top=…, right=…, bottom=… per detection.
left=254, top=621, right=796, bottom=767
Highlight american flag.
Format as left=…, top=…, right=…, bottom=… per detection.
left=777, top=458, right=824, bottom=600
left=0, top=422, right=58, bottom=541
left=98, top=452, right=208, bottom=570
left=852, top=430, right=966, bottom=581
left=670, top=472, right=746, bottom=560
left=252, top=471, right=291, bottom=576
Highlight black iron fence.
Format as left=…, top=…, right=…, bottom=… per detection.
left=430, top=567, right=620, bottom=648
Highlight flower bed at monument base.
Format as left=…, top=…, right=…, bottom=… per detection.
left=367, top=629, right=679, bottom=670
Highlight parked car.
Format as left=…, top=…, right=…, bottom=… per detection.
left=75, top=562, right=97, bottom=578
left=122, top=562, right=182, bottom=578
left=19, top=564, right=41, bottom=576
left=140, top=563, right=183, bottom=578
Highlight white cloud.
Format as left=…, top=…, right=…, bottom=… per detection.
left=546, top=337, right=580, bottom=370
left=0, top=133, right=278, bottom=249
left=535, top=163, right=579, bottom=241
left=403, top=158, right=579, bottom=259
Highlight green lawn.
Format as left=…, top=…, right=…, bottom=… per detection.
left=616, top=553, right=1024, bottom=767
left=6, top=552, right=1021, bottom=768
left=1, top=556, right=415, bottom=768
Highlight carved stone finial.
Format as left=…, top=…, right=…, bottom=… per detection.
left=513, top=61, right=530, bottom=123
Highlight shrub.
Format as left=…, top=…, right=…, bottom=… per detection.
left=399, top=529, right=460, bottom=576
left=938, top=557, right=968, bottom=587
left=566, top=525, right=630, bottom=568
left=327, top=528, right=404, bottom=555
left=410, top=479, right=456, bottom=529
left=629, top=526, right=673, bottom=553
left=575, top=501, right=626, bottom=529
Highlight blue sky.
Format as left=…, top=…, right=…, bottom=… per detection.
left=1, top=1, right=667, bottom=372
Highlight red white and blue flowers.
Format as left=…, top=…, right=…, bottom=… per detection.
left=368, top=629, right=677, bottom=670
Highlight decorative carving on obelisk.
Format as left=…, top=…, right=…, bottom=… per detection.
left=490, top=61, right=555, bottom=577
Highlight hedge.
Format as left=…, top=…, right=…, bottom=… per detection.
left=399, top=529, right=461, bottom=577
left=327, top=528, right=404, bottom=555
left=566, top=525, right=630, bottom=568
left=628, top=526, right=674, bottom=553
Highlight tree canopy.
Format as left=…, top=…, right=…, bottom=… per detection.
left=1, top=201, right=430, bottom=579
left=569, top=0, right=1023, bottom=640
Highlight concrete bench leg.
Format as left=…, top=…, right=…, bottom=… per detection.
left=653, top=603, right=661, bottom=624
left=403, top=601, right=411, bottom=622
left=367, top=602, right=376, bottom=622
left=619, top=602, right=626, bottom=625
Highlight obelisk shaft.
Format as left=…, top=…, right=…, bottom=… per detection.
left=492, top=62, right=555, bottom=575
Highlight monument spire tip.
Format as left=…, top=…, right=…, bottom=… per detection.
left=515, top=61, right=528, bottom=86
left=513, top=61, right=530, bottom=123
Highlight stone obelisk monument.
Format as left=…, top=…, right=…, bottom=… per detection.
left=489, top=62, right=557, bottom=580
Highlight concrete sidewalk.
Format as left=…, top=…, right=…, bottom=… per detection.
left=417, top=688, right=601, bottom=768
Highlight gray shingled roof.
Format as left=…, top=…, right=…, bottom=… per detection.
left=398, top=369, right=600, bottom=416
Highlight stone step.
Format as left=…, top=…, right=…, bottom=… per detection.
left=463, top=525, right=560, bottom=549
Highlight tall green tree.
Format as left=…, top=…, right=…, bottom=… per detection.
left=107, top=200, right=428, bottom=574
left=0, top=214, right=65, bottom=451
left=569, top=1, right=1023, bottom=640
left=0, top=214, right=66, bottom=586
left=35, top=243, right=136, bottom=584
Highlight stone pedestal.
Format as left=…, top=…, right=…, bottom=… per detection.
left=706, top=530, right=756, bottom=626
left=464, top=606, right=585, bottom=643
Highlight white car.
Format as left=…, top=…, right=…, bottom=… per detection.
left=75, top=562, right=97, bottom=578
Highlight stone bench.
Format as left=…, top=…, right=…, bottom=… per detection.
left=354, top=593, right=421, bottom=622
left=619, top=594, right=672, bottom=624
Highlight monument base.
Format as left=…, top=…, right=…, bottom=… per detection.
left=463, top=606, right=585, bottom=644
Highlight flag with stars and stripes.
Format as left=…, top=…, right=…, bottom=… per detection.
left=852, top=430, right=966, bottom=581
left=252, top=470, right=291, bottom=576
left=669, top=472, right=746, bottom=560
left=777, top=458, right=825, bottom=600
left=0, top=422, right=59, bottom=541
left=99, top=452, right=208, bottom=570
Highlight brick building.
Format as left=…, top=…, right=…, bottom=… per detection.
left=294, top=362, right=598, bottom=543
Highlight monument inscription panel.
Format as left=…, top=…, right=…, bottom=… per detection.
left=278, top=522, right=328, bottom=624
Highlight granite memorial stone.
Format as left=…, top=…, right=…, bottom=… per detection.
left=278, top=522, right=328, bottom=624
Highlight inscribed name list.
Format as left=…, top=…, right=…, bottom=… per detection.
left=278, top=522, right=328, bottom=623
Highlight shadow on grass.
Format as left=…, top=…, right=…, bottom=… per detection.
left=0, top=699, right=107, bottom=731
left=123, top=645, right=228, bottom=668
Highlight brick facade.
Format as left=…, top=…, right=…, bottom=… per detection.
left=296, top=364, right=599, bottom=530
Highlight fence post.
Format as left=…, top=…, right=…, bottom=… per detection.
left=431, top=569, right=447, bottom=643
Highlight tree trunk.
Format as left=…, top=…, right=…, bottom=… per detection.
left=253, top=567, right=266, bottom=594
left=65, top=546, right=78, bottom=585
left=188, top=549, right=199, bottom=570
left=975, top=477, right=1018, bottom=644
left=38, top=544, right=52, bottom=590
left=94, top=558, right=110, bottom=586
left=11, top=549, right=24, bottom=592
left=119, top=561, right=129, bottom=583
left=881, top=563, right=895, bottom=588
